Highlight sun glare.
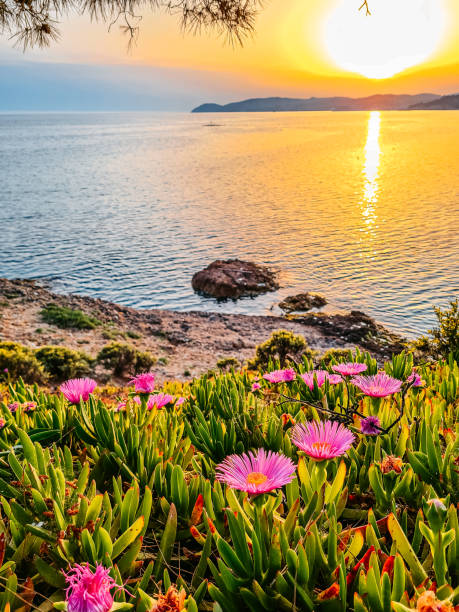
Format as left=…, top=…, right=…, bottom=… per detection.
left=323, top=0, right=446, bottom=79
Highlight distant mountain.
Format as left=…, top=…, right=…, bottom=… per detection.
left=408, top=93, right=459, bottom=110
left=192, top=93, right=440, bottom=113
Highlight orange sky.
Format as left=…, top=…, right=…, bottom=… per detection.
left=2, top=0, right=459, bottom=96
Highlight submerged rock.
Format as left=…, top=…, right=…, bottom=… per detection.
left=191, top=259, right=279, bottom=299
left=279, top=292, right=327, bottom=312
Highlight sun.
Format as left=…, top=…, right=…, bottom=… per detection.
left=323, top=0, right=446, bottom=79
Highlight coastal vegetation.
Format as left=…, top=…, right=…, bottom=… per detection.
left=0, top=345, right=458, bottom=610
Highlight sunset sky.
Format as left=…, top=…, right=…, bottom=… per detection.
left=1, top=0, right=458, bottom=109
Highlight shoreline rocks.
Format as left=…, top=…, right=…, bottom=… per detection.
left=191, top=259, right=279, bottom=299
left=0, top=278, right=406, bottom=383
left=279, top=292, right=327, bottom=313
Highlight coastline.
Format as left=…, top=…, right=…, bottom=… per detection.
left=0, top=278, right=405, bottom=382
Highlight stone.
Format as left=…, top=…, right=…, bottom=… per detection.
left=191, top=259, right=279, bottom=299
left=279, top=292, right=327, bottom=312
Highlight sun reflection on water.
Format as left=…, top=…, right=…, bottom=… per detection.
left=361, top=111, right=381, bottom=230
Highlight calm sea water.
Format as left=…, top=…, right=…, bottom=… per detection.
left=1, top=111, right=458, bottom=337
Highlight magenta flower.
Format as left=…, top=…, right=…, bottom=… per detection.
left=332, top=362, right=368, bottom=376
left=360, top=416, right=381, bottom=435
left=64, top=563, right=118, bottom=612
left=351, top=373, right=402, bottom=397
left=291, top=420, right=355, bottom=460
left=175, top=396, right=186, bottom=406
left=60, top=378, right=97, bottom=404
left=301, top=370, right=343, bottom=389
left=23, top=402, right=36, bottom=413
left=407, top=370, right=424, bottom=387
left=251, top=382, right=261, bottom=391
left=115, top=401, right=126, bottom=413
left=263, top=369, right=296, bottom=383
left=215, top=448, right=296, bottom=495
left=134, top=393, right=174, bottom=410
left=128, top=372, right=155, bottom=394
left=8, top=402, right=19, bottom=413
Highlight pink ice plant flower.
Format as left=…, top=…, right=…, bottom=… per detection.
left=64, top=563, right=119, bottom=612
left=351, top=372, right=403, bottom=398
left=134, top=393, right=174, bottom=410
left=128, top=372, right=155, bottom=394
left=360, top=416, right=381, bottom=435
left=215, top=448, right=296, bottom=495
left=175, top=396, right=186, bottom=406
left=263, top=369, right=296, bottom=383
left=291, top=420, right=355, bottom=460
left=407, top=370, right=424, bottom=387
left=251, top=382, right=261, bottom=392
left=59, top=378, right=97, bottom=404
left=300, top=370, right=342, bottom=389
left=8, top=402, right=19, bottom=413
left=332, top=362, right=368, bottom=376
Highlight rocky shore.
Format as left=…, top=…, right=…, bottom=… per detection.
left=0, top=278, right=405, bottom=382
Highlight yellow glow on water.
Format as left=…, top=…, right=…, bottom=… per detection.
left=362, top=111, right=381, bottom=215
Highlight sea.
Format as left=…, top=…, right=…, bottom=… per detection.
left=1, top=110, right=458, bottom=337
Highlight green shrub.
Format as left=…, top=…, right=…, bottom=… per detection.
left=216, top=356, right=240, bottom=370
left=318, top=348, right=354, bottom=367
left=408, top=300, right=459, bottom=361
left=248, top=329, right=314, bottom=369
left=35, top=346, right=94, bottom=381
left=0, top=343, right=46, bottom=383
left=40, top=303, right=101, bottom=329
left=97, top=342, right=156, bottom=377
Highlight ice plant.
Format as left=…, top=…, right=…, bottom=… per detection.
left=416, top=590, right=454, bottom=612
left=0, top=418, right=5, bottom=429
left=300, top=370, right=328, bottom=389
left=251, top=382, right=261, bottom=391
left=63, top=563, right=118, bottom=612
left=149, top=585, right=186, bottom=611
left=360, top=415, right=381, bottom=435
left=215, top=448, right=296, bottom=495
left=59, top=378, right=97, bottom=404
left=115, top=401, right=126, bottom=412
left=134, top=393, right=174, bottom=410
left=128, top=372, right=155, bottom=394
left=175, top=396, right=186, bottom=406
left=291, top=420, right=355, bottom=461
left=408, top=370, right=424, bottom=387
left=327, top=374, right=343, bottom=385
left=351, top=372, right=403, bottom=397
left=379, top=455, right=403, bottom=474
left=263, top=368, right=296, bottom=383
left=332, top=362, right=368, bottom=376
left=8, top=402, right=19, bottom=413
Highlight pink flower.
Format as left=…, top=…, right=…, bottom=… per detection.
left=300, top=371, right=343, bottom=389
left=327, top=374, right=343, bottom=385
left=0, top=418, right=5, bottom=429
left=351, top=373, right=402, bottom=398
left=251, top=382, right=261, bottom=391
left=115, top=401, right=126, bottom=412
left=263, top=369, right=296, bottom=383
left=332, top=362, right=368, bottom=376
left=407, top=370, right=424, bottom=387
left=128, top=372, right=155, bottom=394
left=175, top=396, right=186, bottom=406
left=8, top=402, right=19, bottom=413
left=301, top=370, right=328, bottom=389
left=360, top=416, right=381, bottom=435
left=59, top=378, right=97, bottom=404
left=23, top=402, right=36, bottom=413
left=291, top=420, right=355, bottom=460
left=64, top=563, right=118, bottom=612
left=215, top=448, right=296, bottom=495
left=134, top=393, right=174, bottom=410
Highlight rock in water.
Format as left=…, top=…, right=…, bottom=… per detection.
left=191, top=259, right=279, bottom=299
left=279, top=292, right=327, bottom=312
